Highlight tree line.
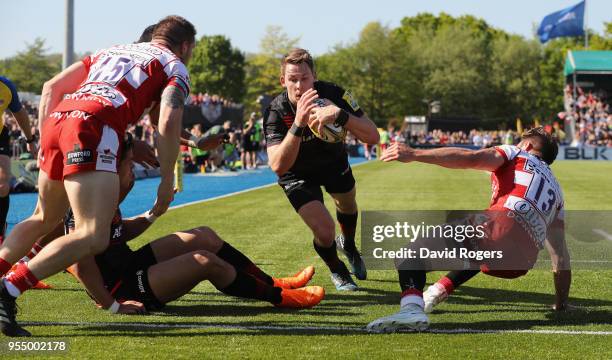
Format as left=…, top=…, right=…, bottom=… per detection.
left=2, top=13, right=612, bottom=126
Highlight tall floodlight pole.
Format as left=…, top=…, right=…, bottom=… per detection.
left=63, top=0, right=74, bottom=69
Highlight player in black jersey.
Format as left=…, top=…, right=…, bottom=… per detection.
left=264, top=49, right=379, bottom=291
left=33, top=133, right=323, bottom=314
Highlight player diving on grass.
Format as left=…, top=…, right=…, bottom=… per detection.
left=367, top=127, right=571, bottom=332
left=264, top=48, right=379, bottom=291
left=30, top=133, right=323, bottom=314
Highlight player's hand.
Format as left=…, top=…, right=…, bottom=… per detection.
left=133, top=140, right=159, bottom=168
left=151, top=178, right=175, bottom=216
left=309, top=99, right=340, bottom=135
left=380, top=142, right=416, bottom=163
left=118, top=300, right=147, bottom=315
left=294, top=89, right=319, bottom=127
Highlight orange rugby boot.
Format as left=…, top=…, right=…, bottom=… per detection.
left=273, top=265, right=315, bottom=289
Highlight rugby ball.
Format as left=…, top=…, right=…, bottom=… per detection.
left=308, top=98, right=347, bottom=143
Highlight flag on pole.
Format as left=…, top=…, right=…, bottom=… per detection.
left=537, top=1, right=585, bottom=43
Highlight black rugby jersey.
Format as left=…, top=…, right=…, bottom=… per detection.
left=64, top=208, right=133, bottom=290
left=264, top=81, right=363, bottom=179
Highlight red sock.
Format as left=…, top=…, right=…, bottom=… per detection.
left=24, top=243, right=44, bottom=262
left=437, top=276, right=455, bottom=294
left=5, top=263, right=39, bottom=294
left=401, top=288, right=423, bottom=298
left=0, top=257, right=11, bottom=276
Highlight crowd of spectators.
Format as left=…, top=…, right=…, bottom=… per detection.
left=563, top=85, right=612, bottom=147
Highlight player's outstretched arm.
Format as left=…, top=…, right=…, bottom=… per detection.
left=38, top=61, right=87, bottom=133
left=380, top=142, right=505, bottom=172
left=121, top=215, right=156, bottom=241
left=152, top=85, right=183, bottom=216
left=544, top=218, right=572, bottom=311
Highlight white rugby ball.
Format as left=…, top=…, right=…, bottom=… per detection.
left=309, top=98, right=347, bottom=143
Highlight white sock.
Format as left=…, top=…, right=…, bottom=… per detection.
left=4, top=279, right=21, bottom=297
left=400, top=294, right=424, bottom=309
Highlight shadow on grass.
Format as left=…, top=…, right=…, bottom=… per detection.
left=448, top=285, right=612, bottom=308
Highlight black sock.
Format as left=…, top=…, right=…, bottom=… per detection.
left=216, top=242, right=273, bottom=285
left=0, top=195, right=8, bottom=239
left=398, top=270, right=426, bottom=292
left=313, top=239, right=347, bottom=273
left=445, top=270, right=480, bottom=288
left=218, top=271, right=282, bottom=304
left=336, top=211, right=358, bottom=253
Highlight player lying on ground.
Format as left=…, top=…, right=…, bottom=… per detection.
left=29, top=134, right=323, bottom=314
left=264, top=48, right=379, bottom=291
left=367, top=127, right=571, bottom=333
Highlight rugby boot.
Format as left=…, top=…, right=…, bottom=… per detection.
left=275, top=286, right=325, bottom=308
left=335, top=235, right=367, bottom=280
left=273, top=266, right=315, bottom=289
left=366, top=303, right=430, bottom=333
left=423, top=282, right=449, bottom=313
left=0, top=281, right=31, bottom=337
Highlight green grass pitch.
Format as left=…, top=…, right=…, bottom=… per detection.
left=8, top=160, right=612, bottom=359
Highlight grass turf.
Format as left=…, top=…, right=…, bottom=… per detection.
left=7, top=160, right=612, bottom=359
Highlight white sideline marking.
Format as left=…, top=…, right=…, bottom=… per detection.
left=21, top=321, right=612, bottom=335
left=167, top=160, right=372, bottom=211
left=593, top=229, right=612, bottom=242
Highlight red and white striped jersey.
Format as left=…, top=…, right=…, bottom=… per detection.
left=489, top=145, right=564, bottom=248
left=54, top=42, right=190, bottom=135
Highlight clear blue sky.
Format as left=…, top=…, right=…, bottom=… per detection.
left=2, top=0, right=610, bottom=59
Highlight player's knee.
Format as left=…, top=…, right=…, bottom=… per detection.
left=312, top=222, right=335, bottom=244
left=192, top=250, right=228, bottom=273
left=192, top=250, right=212, bottom=267
left=191, top=226, right=223, bottom=248
left=82, top=228, right=111, bottom=255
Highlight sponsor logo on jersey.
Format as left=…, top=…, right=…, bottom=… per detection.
left=66, top=144, right=94, bottom=165
left=508, top=200, right=547, bottom=249
left=136, top=270, right=146, bottom=293
left=99, top=148, right=116, bottom=165
left=342, top=90, right=360, bottom=112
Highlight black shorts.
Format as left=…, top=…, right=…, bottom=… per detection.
left=113, top=244, right=164, bottom=311
left=0, top=127, right=11, bottom=156
left=242, top=139, right=256, bottom=152
left=278, top=163, right=355, bottom=211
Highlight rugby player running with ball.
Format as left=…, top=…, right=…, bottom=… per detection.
left=264, top=49, right=379, bottom=291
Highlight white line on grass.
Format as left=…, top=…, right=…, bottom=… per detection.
left=21, top=321, right=612, bottom=335
left=167, top=160, right=373, bottom=211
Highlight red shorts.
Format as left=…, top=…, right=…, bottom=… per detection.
left=40, top=111, right=122, bottom=181
left=471, top=210, right=538, bottom=278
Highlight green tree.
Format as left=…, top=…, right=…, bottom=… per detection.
left=489, top=35, right=542, bottom=122
left=317, top=22, right=420, bottom=125
left=244, top=26, right=300, bottom=114
left=188, top=35, right=245, bottom=102
left=1, top=38, right=60, bottom=93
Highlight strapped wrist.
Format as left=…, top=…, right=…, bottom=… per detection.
left=289, top=123, right=305, bottom=137
left=335, top=109, right=349, bottom=127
